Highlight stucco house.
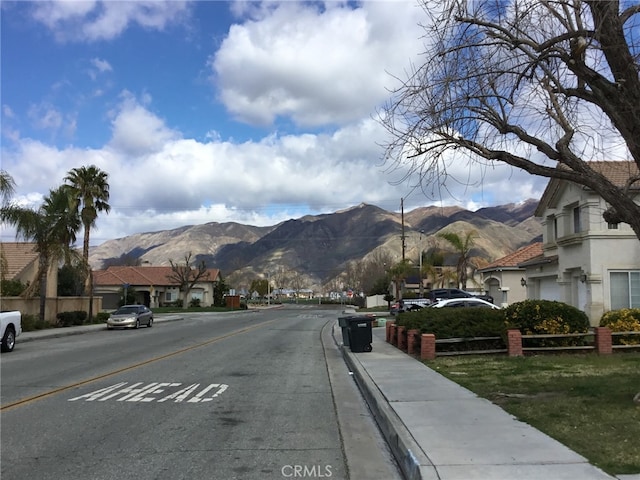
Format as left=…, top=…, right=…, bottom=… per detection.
left=521, top=161, right=640, bottom=325
left=479, top=242, right=543, bottom=307
left=0, top=242, right=57, bottom=297
left=93, top=265, right=221, bottom=310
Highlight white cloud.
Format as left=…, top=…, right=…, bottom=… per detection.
left=2, top=1, right=547, bottom=246
left=30, top=0, right=191, bottom=42
left=1, top=95, right=543, bottom=246
left=91, top=58, right=112, bottom=73
left=88, top=57, right=113, bottom=80
left=211, top=1, right=423, bottom=127
left=3, top=105, right=15, bottom=119
left=107, top=92, right=181, bottom=156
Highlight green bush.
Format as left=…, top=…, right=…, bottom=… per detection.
left=600, top=308, right=640, bottom=345
left=95, top=311, right=110, bottom=323
left=1, top=279, right=26, bottom=296
left=21, top=314, right=50, bottom=331
left=396, top=307, right=507, bottom=351
left=503, top=300, right=590, bottom=347
left=56, top=310, right=88, bottom=327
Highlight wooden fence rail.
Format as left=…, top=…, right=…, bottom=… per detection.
left=386, top=323, right=640, bottom=360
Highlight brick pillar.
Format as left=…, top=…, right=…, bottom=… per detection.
left=507, top=329, right=523, bottom=357
left=389, top=324, right=397, bottom=346
left=594, top=327, right=612, bottom=355
left=397, top=326, right=407, bottom=351
left=420, top=333, right=436, bottom=360
left=407, top=329, right=420, bottom=355
left=386, top=321, right=392, bottom=343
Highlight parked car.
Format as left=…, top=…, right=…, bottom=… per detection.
left=390, top=298, right=431, bottom=315
left=430, top=298, right=501, bottom=309
left=107, top=305, right=154, bottom=329
left=406, top=304, right=424, bottom=311
left=427, top=288, right=494, bottom=304
left=1, top=311, right=22, bottom=352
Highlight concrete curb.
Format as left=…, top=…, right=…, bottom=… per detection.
left=332, top=323, right=437, bottom=480
left=18, top=315, right=185, bottom=343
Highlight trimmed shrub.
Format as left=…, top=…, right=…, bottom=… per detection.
left=21, top=314, right=49, bottom=331
left=503, top=300, right=590, bottom=347
left=56, top=310, right=88, bottom=327
left=95, top=311, right=110, bottom=323
left=600, top=308, right=640, bottom=345
left=396, top=307, right=507, bottom=351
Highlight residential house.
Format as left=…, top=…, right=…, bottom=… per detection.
left=479, top=242, right=543, bottom=307
left=0, top=242, right=57, bottom=297
left=523, top=161, right=640, bottom=325
left=93, top=266, right=221, bottom=310
left=0, top=242, right=100, bottom=323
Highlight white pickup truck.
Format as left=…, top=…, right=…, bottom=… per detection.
left=1, top=311, right=22, bottom=352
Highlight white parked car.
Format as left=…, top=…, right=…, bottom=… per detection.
left=430, top=298, right=501, bottom=309
left=1, top=310, right=22, bottom=352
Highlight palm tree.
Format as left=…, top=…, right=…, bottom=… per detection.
left=64, top=165, right=110, bottom=293
left=388, top=259, right=413, bottom=301
left=437, top=230, right=478, bottom=290
left=0, top=170, right=16, bottom=282
left=0, top=170, right=16, bottom=205
left=43, top=185, right=81, bottom=266
left=1, top=187, right=79, bottom=322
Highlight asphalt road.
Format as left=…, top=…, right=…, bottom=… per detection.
left=0, top=306, right=401, bottom=480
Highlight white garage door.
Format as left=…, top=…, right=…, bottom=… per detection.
left=538, top=277, right=561, bottom=301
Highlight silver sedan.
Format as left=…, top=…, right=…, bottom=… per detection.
left=106, top=305, right=154, bottom=329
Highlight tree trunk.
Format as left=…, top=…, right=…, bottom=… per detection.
left=38, top=256, right=47, bottom=323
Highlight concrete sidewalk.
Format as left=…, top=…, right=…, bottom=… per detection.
left=337, top=323, right=623, bottom=480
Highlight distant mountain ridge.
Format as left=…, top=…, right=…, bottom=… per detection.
left=89, top=199, right=541, bottom=290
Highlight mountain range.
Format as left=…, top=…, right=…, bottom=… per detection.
left=89, top=199, right=542, bottom=291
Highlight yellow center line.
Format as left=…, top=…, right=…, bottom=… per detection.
left=1, top=318, right=277, bottom=412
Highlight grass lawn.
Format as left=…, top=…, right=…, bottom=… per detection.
left=429, top=352, right=640, bottom=476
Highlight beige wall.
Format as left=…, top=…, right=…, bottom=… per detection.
left=0, top=296, right=103, bottom=324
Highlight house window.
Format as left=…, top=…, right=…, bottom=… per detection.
left=608, top=222, right=619, bottom=230
left=573, top=206, right=581, bottom=233
left=610, top=271, right=640, bottom=309
left=547, top=215, right=557, bottom=241
left=165, top=292, right=173, bottom=302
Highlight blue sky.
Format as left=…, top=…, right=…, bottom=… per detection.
left=1, top=1, right=545, bottom=246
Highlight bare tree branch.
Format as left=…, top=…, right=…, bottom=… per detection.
left=380, top=0, right=640, bottom=238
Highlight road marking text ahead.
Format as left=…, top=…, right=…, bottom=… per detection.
left=69, top=382, right=228, bottom=403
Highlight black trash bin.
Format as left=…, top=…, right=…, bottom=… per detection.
left=338, top=316, right=352, bottom=347
left=347, top=317, right=373, bottom=352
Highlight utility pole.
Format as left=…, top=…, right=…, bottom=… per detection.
left=400, top=198, right=406, bottom=261
left=419, top=229, right=424, bottom=298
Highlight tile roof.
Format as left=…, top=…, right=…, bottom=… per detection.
left=0, top=242, right=38, bottom=280
left=480, top=242, right=543, bottom=270
left=93, top=266, right=220, bottom=287
left=588, top=161, right=640, bottom=187
left=536, top=160, right=640, bottom=216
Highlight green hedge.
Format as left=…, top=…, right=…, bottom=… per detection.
left=395, top=299, right=591, bottom=351
left=503, top=299, right=590, bottom=347
left=21, top=314, right=49, bottom=331
left=56, top=310, right=88, bottom=327
left=600, top=308, right=640, bottom=345
left=396, top=307, right=507, bottom=351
